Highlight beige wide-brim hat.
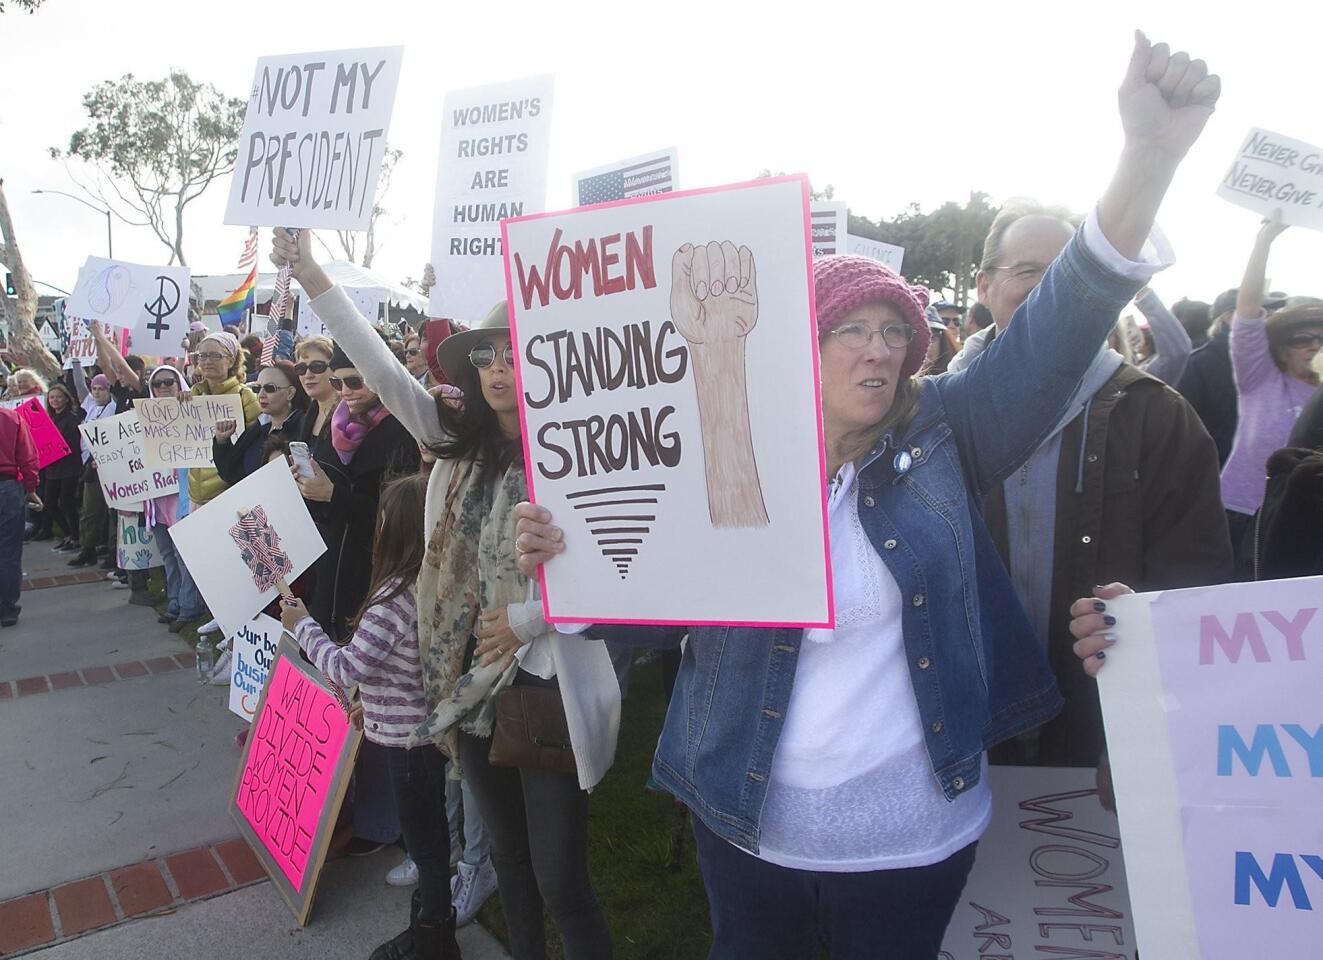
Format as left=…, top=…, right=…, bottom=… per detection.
left=436, top=300, right=511, bottom=384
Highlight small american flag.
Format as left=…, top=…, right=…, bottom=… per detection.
left=229, top=506, right=293, bottom=593
left=259, top=334, right=278, bottom=366
left=237, top=226, right=259, bottom=270
left=576, top=151, right=676, bottom=206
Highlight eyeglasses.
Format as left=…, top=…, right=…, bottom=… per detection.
left=405, top=348, right=421, bottom=357
left=192, top=351, right=227, bottom=363
left=294, top=361, right=330, bottom=376
left=1284, top=333, right=1323, bottom=349
left=827, top=323, right=916, bottom=351
left=255, top=383, right=291, bottom=394
left=330, top=375, right=366, bottom=391
left=469, top=343, right=515, bottom=369
left=150, top=378, right=177, bottom=389
left=986, top=262, right=1049, bottom=285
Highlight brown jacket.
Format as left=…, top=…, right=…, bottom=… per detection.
left=986, top=363, right=1233, bottom=766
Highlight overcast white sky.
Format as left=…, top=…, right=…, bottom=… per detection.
left=2, top=0, right=1319, bottom=310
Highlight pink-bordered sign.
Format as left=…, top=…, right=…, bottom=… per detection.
left=501, top=174, right=834, bottom=629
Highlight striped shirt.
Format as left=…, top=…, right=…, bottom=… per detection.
left=293, top=581, right=426, bottom=747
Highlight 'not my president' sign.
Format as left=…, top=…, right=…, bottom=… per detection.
left=503, top=175, right=832, bottom=628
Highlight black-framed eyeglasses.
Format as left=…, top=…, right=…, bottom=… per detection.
left=150, top=377, right=178, bottom=390
left=330, top=375, right=366, bottom=392
left=1284, top=333, right=1323, bottom=350
left=294, top=360, right=330, bottom=376
left=827, top=322, right=915, bottom=351
left=255, top=383, right=291, bottom=395
left=469, top=343, right=515, bottom=369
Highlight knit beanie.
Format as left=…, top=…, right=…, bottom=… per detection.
left=813, top=256, right=931, bottom=379
left=90, top=374, right=111, bottom=389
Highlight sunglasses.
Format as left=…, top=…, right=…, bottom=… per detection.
left=150, top=377, right=177, bottom=389
left=255, top=383, right=291, bottom=395
left=469, top=343, right=515, bottom=369
left=405, top=348, right=421, bottom=357
left=1284, top=333, right=1323, bottom=350
left=330, top=375, right=366, bottom=391
left=294, top=361, right=330, bottom=376
left=192, top=351, right=228, bottom=363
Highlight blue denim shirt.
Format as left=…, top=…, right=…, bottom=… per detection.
left=595, top=230, right=1145, bottom=854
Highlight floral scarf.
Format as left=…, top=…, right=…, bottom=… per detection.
left=409, top=456, right=529, bottom=760
left=330, top=401, right=390, bottom=464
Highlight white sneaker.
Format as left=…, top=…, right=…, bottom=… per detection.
left=385, top=855, right=418, bottom=887
left=198, top=619, right=221, bottom=635
left=451, top=859, right=497, bottom=927
left=209, top=649, right=232, bottom=685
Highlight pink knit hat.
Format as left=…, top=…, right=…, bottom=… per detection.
left=813, top=256, right=931, bottom=379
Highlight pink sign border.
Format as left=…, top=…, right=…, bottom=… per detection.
left=499, top=174, right=835, bottom=630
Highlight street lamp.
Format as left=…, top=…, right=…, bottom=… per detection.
left=31, top=189, right=113, bottom=258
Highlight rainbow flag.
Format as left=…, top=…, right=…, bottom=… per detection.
left=217, top=266, right=256, bottom=326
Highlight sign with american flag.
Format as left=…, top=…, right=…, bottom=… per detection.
left=229, top=505, right=295, bottom=593
left=573, top=148, right=679, bottom=207
left=810, top=201, right=848, bottom=258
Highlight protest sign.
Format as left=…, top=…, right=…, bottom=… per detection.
left=1217, top=128, right=1323, bottom=231
left=225, top=47, right=404, bottom=231
left=14, top=396, right=70, bottom=469
left=230, top=638, right=359, bottom=924
left=503, top=175, right=832, bottom=627
left=134, top=394, right=246, bottom=471
left=810, top=201, right=847, bottom=257
left=574, top=147, right=678, bottom=206
left=79, top=410, right=178, bottom=509
left=228, top=613, right=284, bottom=722
left=116, top=512, right=163, bottom=570
left=846, top=232, right=906, bottom=273
left=67, top=256, right=191, bottom=348
left=170, top=458, right=325, bottom=638
left=63, top=316, right=97, bottom=369
left=937, top=766, right=1136, bottom=960
left=429, top=74, right=555, bottom=322
left=1098, top=576, right=1323, bottom=960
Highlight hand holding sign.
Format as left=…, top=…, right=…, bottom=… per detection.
left=670, top=241, right=768, bottom=529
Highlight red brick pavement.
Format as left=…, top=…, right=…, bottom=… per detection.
left=0, top=652, right=196, bottom=700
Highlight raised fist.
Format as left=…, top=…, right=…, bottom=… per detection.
left=669, top=242, right=758, bottom=345
left=1118, top=31, right=1221, bottom=164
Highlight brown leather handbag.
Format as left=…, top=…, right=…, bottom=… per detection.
left=488, top=686, right=578, bottom=776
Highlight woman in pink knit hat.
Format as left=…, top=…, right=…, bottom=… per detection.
left=518, top=34, right=1218, bottom=959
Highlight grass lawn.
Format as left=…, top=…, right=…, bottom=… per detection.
left=477, top=653, right=713, bottom=959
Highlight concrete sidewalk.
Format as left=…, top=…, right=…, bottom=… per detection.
left=1, top=540, right=507, bottom=958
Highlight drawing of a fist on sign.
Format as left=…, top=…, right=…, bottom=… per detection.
left=670, top=242, right=769, bottom=528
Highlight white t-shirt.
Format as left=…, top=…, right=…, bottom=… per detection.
left=756, top=462, right=991, bottom=872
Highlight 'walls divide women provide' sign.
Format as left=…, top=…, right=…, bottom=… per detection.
left=502, top=175, right=832, bottom=627
left=1099, top=576, right=1323, bottom=959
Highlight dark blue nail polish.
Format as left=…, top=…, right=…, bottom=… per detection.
left=1103, top=615, right=1117, bottom=626
left=1095, top=650, right=1107, bottom=660
left=1093, top=601, right=1107, bottom=613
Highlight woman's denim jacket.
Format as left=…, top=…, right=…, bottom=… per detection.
left=593, top=230, right=1145, bottom=854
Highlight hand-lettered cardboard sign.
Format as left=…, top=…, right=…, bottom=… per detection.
left=1217, top=128, right=1323, bottom=231
left=846, top=233, right=906, bottom=273
left=503, top=175, right=832, bottom=627
left=429, top=74, right=555, bottom=323
left=116, top=511, right=163, bottom=570
left=1098, top=576, right=1323, bottom=960
left=937, top=766, right=1137, bottom=960
left=228, top=613, right=285, bottom=722
left=169, top=458, right=325, bottom=639
left=810, top=201, right=847, bottom=258
left=225, top=47, right=404, bottom=231
left=230, top=638, right=360, bottom=925
left=14, top=397, right=70, bottom=468
left=574, top=147, right=678, bottom=207
left=79, top=410, right=179, bottom=508
left=63, top=316, right=98, bottom=369
left=67, top=256, right=192, bottom=348
left=134, top=394, right=246, bottom=471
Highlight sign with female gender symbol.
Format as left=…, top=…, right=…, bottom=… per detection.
left=68, top=256, right=191, bottom=345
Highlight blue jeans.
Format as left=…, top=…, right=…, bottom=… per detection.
left=352, top=738, right=401, bottom=844
left=446, top=771, right=491, bottom=866
left=386, top=744, right=452, bottom=921
left=154, top=524, right=206, bottom=620
left=0, top=480, right=25, bottom=615
left=692, top=816, right=976, bottom=960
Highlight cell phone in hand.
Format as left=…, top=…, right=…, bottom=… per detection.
left=288, top=441, right=315, bottom=479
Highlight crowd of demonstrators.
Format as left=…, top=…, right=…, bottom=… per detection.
left=212, top=360, right=307, bottom=485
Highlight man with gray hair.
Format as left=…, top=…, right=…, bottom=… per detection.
left=950, top=193, right=1232, bottom=803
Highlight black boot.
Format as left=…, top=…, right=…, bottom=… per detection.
left=412, top=907, right=462, bottom=960
left=367, top=891, right=422, bottom=960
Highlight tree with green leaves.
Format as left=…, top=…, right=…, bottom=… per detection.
left=0, top=0, right=47, bottom=12
left=52, top=71, right=245, bottom=266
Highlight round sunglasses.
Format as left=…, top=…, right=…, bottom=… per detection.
left=469, top=343, right=515, bottom=369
